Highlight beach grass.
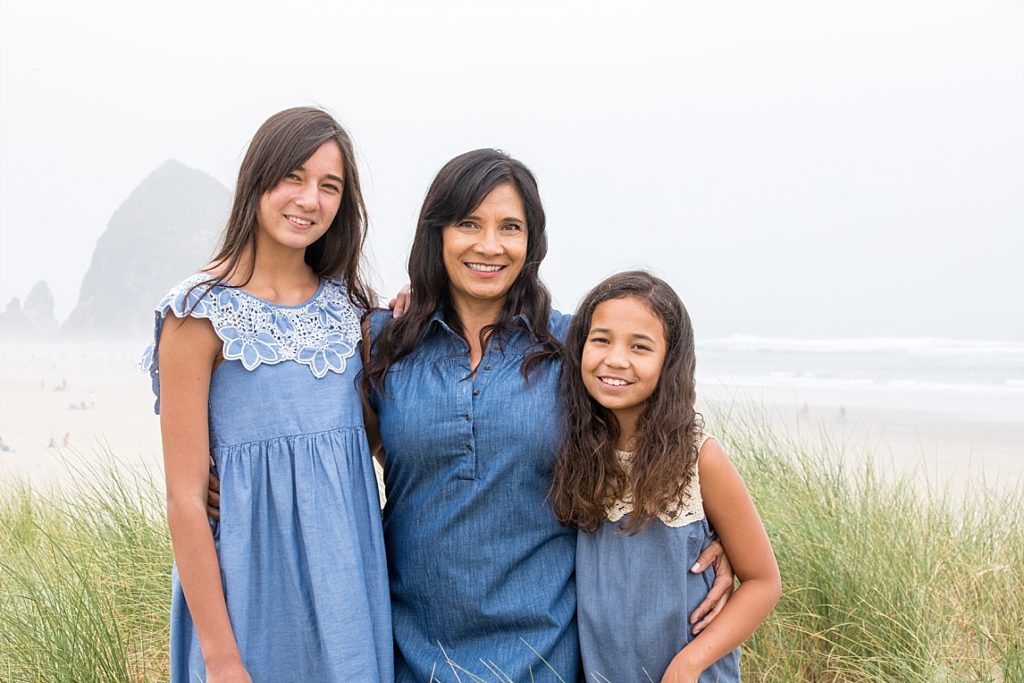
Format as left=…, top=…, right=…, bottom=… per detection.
left=0, top=424, right=1021, bottom=682
left=0, top=454, right=170, bottom=682
left=715, top=410, right=1024, bottom=683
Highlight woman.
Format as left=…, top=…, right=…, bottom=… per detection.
left=364, top=150, right=731, bottom=681
left=147, top=107, right=392, bottom=682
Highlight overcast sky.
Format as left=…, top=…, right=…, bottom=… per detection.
left=1, top=0, right=1022, bottom=339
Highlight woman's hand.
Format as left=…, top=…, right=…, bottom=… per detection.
left=388, top=284, right=412, bottom=318
left=688, top=538, right=734, bottom=634
left=206, top=464, right=220, bottom=521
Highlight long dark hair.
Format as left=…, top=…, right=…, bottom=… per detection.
left=366, top=149, right=559, bottom=391
left=195, top=106, right=373, bottom=310
left=550, top=271, right=702, bottom=533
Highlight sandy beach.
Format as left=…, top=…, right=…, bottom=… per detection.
left=1, top=342, right=1022, bottom=500
left=0, top=341, right=164, bottom=489
left=699, top=391, right=1024, bottom=501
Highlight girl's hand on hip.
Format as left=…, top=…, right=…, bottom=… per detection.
left=660, top=655, right=699, bottom=683
left=205, top=658, right=252, bottom=683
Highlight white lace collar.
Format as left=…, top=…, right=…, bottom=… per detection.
left=604, top=437, right=710, bottom=528
left=142, top=274, right=362, bottom=383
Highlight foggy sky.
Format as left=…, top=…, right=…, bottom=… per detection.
left=1, top=0, right=1022, bottom=339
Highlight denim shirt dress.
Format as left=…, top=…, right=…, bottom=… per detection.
left=368, top=309, right=579, bottom=683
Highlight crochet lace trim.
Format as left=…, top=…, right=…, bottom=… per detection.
left=141, top=273, right=361, bottom=380
left=604, top=434, right=712, bottom=528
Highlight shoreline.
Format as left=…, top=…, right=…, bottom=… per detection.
left=700, top=398, right=1024, bottom=501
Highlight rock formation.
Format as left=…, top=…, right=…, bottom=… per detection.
left=0, top=281, right=58, bottom=339
left=62, top=160, right=230, bottom=339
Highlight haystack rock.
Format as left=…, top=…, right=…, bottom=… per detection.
left=63, top=160, right=230, bottom=339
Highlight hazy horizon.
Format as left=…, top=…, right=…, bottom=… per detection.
left=2, top=0, right=1022, bottom=340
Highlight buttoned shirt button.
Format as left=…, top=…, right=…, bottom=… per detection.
left=484, top=364, right=491, bottom=371
left=465, top=444, right=473, bottom=451
left=463, top=414, right=470, bottom=421
left=472, top=388, right=480, bottom=396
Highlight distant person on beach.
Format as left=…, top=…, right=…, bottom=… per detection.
left=551, top=272, right=780, bottom=682
left=362, top=151, right=735, bottom=680
left=143, top=107, right=392, bottom=682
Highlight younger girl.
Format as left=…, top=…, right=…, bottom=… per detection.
left=143, top=107, right=392, bottom=682
left=551, top=271, right=781, bottom=683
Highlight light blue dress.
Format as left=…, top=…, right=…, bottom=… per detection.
left=576, top=435, right=740, bottom=683
left=144, top=274, right=393, bottom=683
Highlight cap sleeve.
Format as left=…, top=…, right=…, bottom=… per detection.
left=139, top=274, right=218, bottom=414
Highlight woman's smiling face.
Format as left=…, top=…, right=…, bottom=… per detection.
left=442, top=182, right=528, bottom=312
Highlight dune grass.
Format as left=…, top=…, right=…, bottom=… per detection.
left=718, top=412, right=1024, bottom=682
left=1, top=423, right=1021, bottom=682
left=0, top=456, right=170, bottom=682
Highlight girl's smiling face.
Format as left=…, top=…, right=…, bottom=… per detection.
left=256, top=140, right=344, bottom=253
left=581, top=296, right=668, bottom=435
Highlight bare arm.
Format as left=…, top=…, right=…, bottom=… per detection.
left=662, top=439, right=781, bottom=683
left=362, top=392, right=385, bottom=468
left=159, top=314, right=250, bottom=682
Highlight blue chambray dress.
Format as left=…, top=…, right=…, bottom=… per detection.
left=143, top=274, right=393, bottom=683
left=577, top=434, right=740, bottom=683
left=367, top=309, right=579, bottom=683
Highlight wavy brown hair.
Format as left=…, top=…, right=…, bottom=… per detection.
left=550, top=271, right=702, bottom=533
left=191, top=106, right=373, bottom=310
left=365, top=149, right=560, bottom=393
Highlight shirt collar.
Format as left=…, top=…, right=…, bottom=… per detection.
left=426, top=309, right=457, bottom=336
left=426, top=308, right=537, bottom=339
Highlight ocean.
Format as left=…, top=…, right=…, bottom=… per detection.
left=696, top=336, right=1024, bottom=424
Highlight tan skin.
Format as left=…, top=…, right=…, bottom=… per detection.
left=161, top=316, right=245, bottom=681
left=208, top=184, right=738, bottom=632
left=661, top=439, right=781, bottom=682
left=582, top=298, right=780, bottom=682
left=163, top=140, right=343, bottom=682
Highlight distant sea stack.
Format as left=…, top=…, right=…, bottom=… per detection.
left=63, top=160, right=230, bottom=339
left=0, top=281, right=58, bottom=339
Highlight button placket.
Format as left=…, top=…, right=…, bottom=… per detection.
left=452, top=357, right=477, bottom=480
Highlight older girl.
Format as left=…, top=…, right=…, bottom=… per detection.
left=145, top=107, right=392, bottom=682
